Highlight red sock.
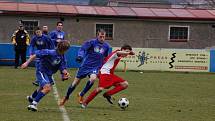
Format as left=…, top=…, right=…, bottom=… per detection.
left=106, top=84, right=127, bottom=96
left=84, top=89, right=100, bottom=105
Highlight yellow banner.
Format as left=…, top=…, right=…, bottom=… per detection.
left=113, top=47, right=210, bottom=72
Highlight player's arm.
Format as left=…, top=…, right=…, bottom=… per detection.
left=21, top=49, right=51, bottom=69
left=104, top=44, right=111, bottom=57
left=47, top=37, right=55, bottom=49
left=24, top=30, right=30, bottom=45
left=11, top=30, right=18, bottom=45
left=116, top=50, right=135, bottom=56
left=29, top=37, right=36, bottom=56
left=49, top=31, right=56, bottom=42
left=21, top=54, right=36, bottom=69
left=76, top=40, right=92, bottom=63
left=59, top=56, right=70, bottom=81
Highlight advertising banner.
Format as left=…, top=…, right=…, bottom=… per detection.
left=113, top=47, right=210, bottom=72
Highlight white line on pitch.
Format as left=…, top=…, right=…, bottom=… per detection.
left=52, top=84, right=70, bottom=121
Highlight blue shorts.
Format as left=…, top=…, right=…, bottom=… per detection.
left=36, top=71, right=54, bottom=87
left=76, top=66, right=99, bottom=79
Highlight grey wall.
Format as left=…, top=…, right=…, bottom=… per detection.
left=0, top=15, right=214, bottom=49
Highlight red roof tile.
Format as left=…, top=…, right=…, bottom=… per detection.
left=169, top=9, right=195, bottom=18
left=56, top=5, right=77, bottom=14
left=76, top=6, right=97, bottom=15
left=38, top=4, right=57, bottom=13
left=207, top=10, right=215, bottom=16
left=18, top=3, right=37, bottom=12
left=188, top=9, right=215, bottom=18
left=112, top=7, right=136, bottom=16
left=151, top=8, right=175, bottom=17
left=0, top=2, right=215, bottom=20
left=94, top=6, right=117, bottom=16
left=132, top=8, right=156, bottom=17
left=0, top=2, right=17, bottom=11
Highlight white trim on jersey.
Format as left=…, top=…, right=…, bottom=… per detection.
left=100, top=52, right=118, bottom=74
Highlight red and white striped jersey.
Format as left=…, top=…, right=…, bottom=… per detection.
left=100, top=50, right=121, bottom=74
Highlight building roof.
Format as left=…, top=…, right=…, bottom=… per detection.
left=0, top=1, right=215, bottom=21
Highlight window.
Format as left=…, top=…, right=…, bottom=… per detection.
left=96, top=23, right=114, bottom=40
left=169, top=26, right=189, bottom=42
left=22, top=20, right=39, bottom=36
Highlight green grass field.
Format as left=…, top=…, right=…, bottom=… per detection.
left=0, top=66, right=215, bottom=121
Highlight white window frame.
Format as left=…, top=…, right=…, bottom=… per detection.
left=168, top=25, right=190, bottom=42
left=21, top=20, right=40, bottom=36
left=95, top=23, right=114, bottom=40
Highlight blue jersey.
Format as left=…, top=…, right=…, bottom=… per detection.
left=78, top=38, right=110, bottom=69
left=49, top=30, right=65, bottom=47
left=29, top=34, right=54, bottom=55
left=35, top=49, right=67, bottom=75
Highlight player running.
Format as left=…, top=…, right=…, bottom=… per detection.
left=59, top=29, right=110, bottom=106
left=29, top=27, right=55, bottom=86
left=21, top=40, right=70, bottom=111
left=81, top=44, right=135, bottom=108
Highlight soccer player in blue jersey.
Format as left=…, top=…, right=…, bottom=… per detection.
left=21, top=40, right=70, bottom=111
left=59, top=29, right=110, bottom=106
left=49, top=21, right=65, bottom=47
left=29, top=27, right=55, bottom=86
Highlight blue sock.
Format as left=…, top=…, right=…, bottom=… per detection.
left=31, top=89, right=38, bottom=98
left=80, top=81, right=94, bottom=96
left=66, top=85, right=76, bottom=99
left=34, top=91, right=45, bottom=103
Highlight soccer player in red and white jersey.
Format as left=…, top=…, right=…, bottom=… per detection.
left=81, top=44, right=135, bottom=108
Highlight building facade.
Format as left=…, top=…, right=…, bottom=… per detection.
left=0, top=2, right=215, bottom=49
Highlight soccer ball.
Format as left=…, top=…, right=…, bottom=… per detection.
left=118, top=98, right=129, bottom=109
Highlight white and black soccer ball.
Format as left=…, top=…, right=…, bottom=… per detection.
left=118, top=98, right=129, bottom=109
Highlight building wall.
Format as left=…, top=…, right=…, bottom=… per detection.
left=0, top=15, right=214, bottom=49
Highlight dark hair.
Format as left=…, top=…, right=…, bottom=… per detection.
left=35, top=26, right=41, bottom=31
left=57, top=40, right=70, bottom=52
left=121, top=44, right=132, bottom=51
left=57, top=21, right=63, bottom=26
left=97, top=29, right=106, bottom=34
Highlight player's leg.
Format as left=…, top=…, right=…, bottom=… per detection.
left=27, top=68, right=44, bottom=103
left=59, top=77, right=81, bottom=106
left=32, top=61, right=40, bottom=86
left=103, top=75, right=128, bottom=104
left=82, top=87, right=104, bottom=108
left=27, top=87, right=42, bottom=104
left=27, top=72, right=52, bottom=111
left=78, top=73, right=97, bottom=104
left=20, top=49, right=26, bottom=65
left=14, top=50, right=20, bottom=68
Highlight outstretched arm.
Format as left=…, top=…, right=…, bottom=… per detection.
left=21, top=54, right=36, bottom=69
left=116, top=50, right=135, bottom=56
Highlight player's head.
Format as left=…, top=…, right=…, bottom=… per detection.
left=121, top=44, right=132, bottom=51
left=121, top=44, right=133, bottom=57
left=56, top=21, right=63, bottom=31
left=97, top=29, right=106, bottom=43
left=19, top=24, right=24, bottom=31
left=35, top=27, right=42, bottom=36
left=57, top=40, right=70, bottom=55
left=42, top=25, right=48, bottom=33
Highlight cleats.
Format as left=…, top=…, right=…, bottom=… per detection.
left=77, top=92, right=84, bottom=104
left=59, top=97, right=68, bottom=106
left=81, top=103, right=87, bottom=109
left=26, top=96, right=33, bottom=104
left=103, top=94, right=114, bottom=104
left=27, top=104, right=38, bottom=112
left=32, top=82, right=39, bottom=86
